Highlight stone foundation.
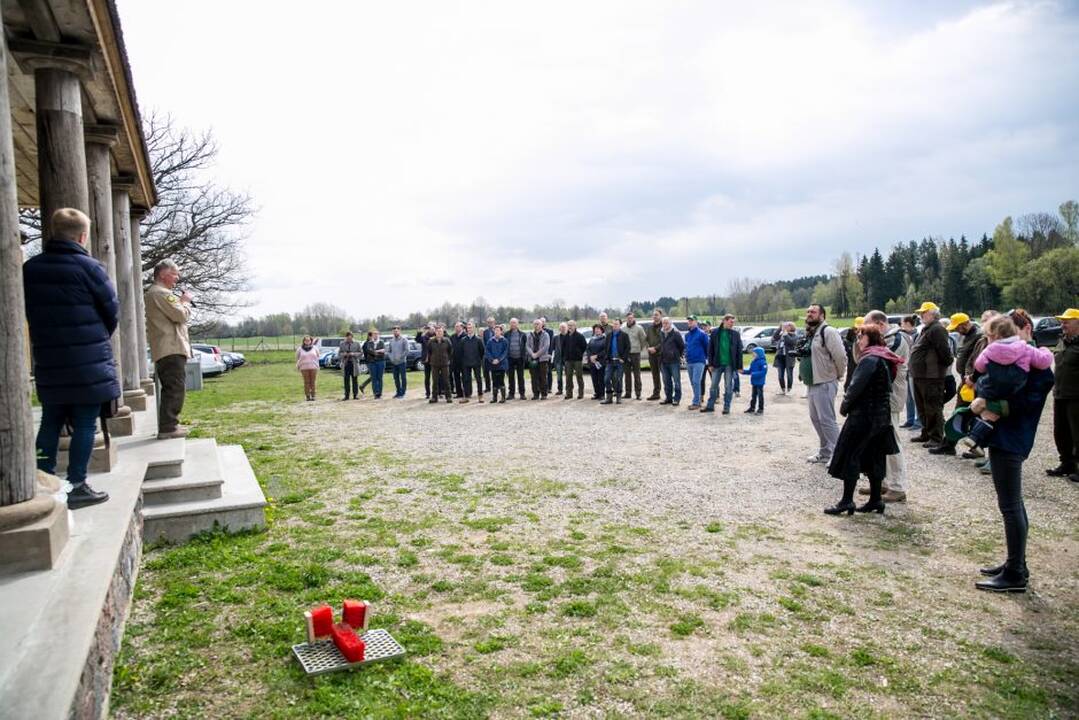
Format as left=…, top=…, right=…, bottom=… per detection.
left=70, top=495, right=142, bottom=720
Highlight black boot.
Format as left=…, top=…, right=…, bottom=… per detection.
left=1047, top=463, right=1076, bottom=477
left=67, top=483, right=109, bottom=509
left=975, top=567, right=1028, bottom=593
left=979, top=562, right=1030, bottom=578
left=824, top=501, right=856, bottom=516
left=601, top=395, right=613, bottom=405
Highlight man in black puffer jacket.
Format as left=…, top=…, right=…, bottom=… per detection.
left=23, top=209, right=120, bottom=509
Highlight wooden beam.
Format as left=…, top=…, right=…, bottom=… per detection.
left=15, top=0, right=63, bottom=43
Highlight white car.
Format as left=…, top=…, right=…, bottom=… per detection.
left=193, top=348, right=227, bottom=377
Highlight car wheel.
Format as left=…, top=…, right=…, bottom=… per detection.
left=358, top=363, right=368, bottom=375
left=415, top=360, right=424, bottom=371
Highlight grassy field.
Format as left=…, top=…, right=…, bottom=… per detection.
left=110, top=353, right=1077, bottom=719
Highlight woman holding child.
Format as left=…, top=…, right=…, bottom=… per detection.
left=967, top=314, right=1054, bottom=593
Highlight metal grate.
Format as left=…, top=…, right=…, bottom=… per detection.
left=292, top=629, right=406, bottom=675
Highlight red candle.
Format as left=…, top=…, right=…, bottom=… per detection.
left=310, top=604, right=334, bottom=639
left=342, top=599, right=368, bottom=630
left=331, top=622, right=366, bottom=662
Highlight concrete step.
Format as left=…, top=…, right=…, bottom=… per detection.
left=138, top=436, right=186, bottom=479
left=142, top=444, right=266, bottom=543
left=142, top=438, right=222, bottom=506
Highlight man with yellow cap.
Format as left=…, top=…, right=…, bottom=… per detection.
left=934, top=312, right=985, bottom=457
left=1049, top=309, right=1079, bottom=482
left=909, top=301, right=954, bottom=451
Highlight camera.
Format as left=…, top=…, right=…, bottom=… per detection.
left=791, top=335, right=811, bottom=359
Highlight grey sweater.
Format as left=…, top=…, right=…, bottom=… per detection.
left=386, top=336, right=409, bottom=364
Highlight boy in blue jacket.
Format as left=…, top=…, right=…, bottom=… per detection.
left=741, top=347, right=769, bottom=415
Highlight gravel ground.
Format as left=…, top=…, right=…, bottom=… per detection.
left=282, top=370, right=1079, bottom=716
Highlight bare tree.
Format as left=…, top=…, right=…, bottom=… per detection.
left=139, top=112, right=255, bottom=316
left=1016, top=212, right=1066, bottom=257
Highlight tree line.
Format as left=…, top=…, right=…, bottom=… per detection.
left=201, top=201, right=1078, bottom=338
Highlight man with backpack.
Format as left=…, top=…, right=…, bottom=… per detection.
left=801, top=304, right=848, bottom=464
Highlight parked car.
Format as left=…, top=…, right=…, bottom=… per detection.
left=192, top=348, right=227, bottom=377
left=220, top=350, right=245, bottom=369
left=319, top=349, right=338, bottom=368
left=1033, top=317, right=1063, bottom=348
left=741, top=326, right=778, bottom=352
left=317, top=337, right=345, bottom=352
left=192, top=343, right=229, bottom=372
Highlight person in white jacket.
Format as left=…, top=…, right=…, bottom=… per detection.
left=800, top=304, right=848, bottom=464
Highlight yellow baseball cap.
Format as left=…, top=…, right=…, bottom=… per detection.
left=946, top=313, right=970, bottom=331
left=853, top=316, right=865, bottom=328
left=1056, top=308, right=1079, bottom=321
left=914, top=301, right=940, bottom=313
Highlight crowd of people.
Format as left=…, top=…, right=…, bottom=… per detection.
left=21, top=205, right=1076, bottom=600
left=296, top=300, right=1077, bottom=595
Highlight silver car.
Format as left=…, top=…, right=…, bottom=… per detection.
left=741, top=326, right=778, bottom=352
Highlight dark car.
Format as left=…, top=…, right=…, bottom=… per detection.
left=221, top=351, right=245, bottom=368
left=1033, top=317, right=1063, bottom=348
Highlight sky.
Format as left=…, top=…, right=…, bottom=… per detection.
left=116, top=0, right=1079, bottom=321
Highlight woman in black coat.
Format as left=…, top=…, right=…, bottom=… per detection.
left=825, top=326, right=903, bottom=515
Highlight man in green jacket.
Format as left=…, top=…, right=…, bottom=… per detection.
left=644, top=308, right=663, bottom=400
left=1049, top=308, right=1079, bottom=483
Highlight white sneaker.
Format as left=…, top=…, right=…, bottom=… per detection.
left=806, top=453, right=827, bottom=464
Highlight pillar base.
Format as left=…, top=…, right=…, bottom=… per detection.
left=56, top=440, right=117, bottom=474
left=140, top=378, right=154, bottom=396
left=123, top=389, right=147, bottom=411
left=107, top=413, right=134, bottom=437
left=0, top=500, right=70, bottom=575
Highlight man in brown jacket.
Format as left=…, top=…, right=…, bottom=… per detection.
left=909, top=302, right=954, bottom=450
left=426, top=325, right=454, bottom=404
left=145, top=259, right=192, bottom=439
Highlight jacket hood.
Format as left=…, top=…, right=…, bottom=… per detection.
left=753, top=346, right=766, bottom=359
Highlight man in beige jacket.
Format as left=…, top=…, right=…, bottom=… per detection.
left=621, top=312, right=648, bottom=400
left=145, top=259, right=192, bottom=439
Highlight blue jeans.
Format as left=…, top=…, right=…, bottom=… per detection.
left=368, top=360, right=385, bottom=397
left=37, top=403, right=99, bottom=486
left=604, top=362, right=624, bottom=397
left=661, top=362, right=681, bottom=403
left=706, top=366, right=736, bottom=410
left=905, top=380, right=921, bottom=428
left=774, top=355, right=794, bottom=391
left=391, top=363, right=407, bottom=396
left=687, top=362, right=705, bottom=405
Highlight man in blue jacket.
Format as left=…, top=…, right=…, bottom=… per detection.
left=601, top=318, right=631, bottom=404
left=23, top=208, right=120, bottom=509
left=683, top=315, right=710, bottom=409
left=703, top=314, right=744, bottom=415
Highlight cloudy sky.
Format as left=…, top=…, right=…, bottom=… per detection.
left=118, top=0, right=1079, bottom=320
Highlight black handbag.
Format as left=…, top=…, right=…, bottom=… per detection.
left=98, top=396, right=122, bottom=448
left=943, top=375, right=958, bottom=404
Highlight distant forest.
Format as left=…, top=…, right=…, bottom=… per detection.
left=199, top=202, right=1078, bottom=337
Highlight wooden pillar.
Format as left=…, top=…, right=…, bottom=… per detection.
left=130, top=208, right=153, bottom=395
left=85, top=128, right=133, bottom=434
left=111, top=181, right=145, bottom=410
left=36, top=69, right=89, bottom=240
left=0, top=23, right=71, bottom=574
left=0, top=25, right=35, bottom=507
